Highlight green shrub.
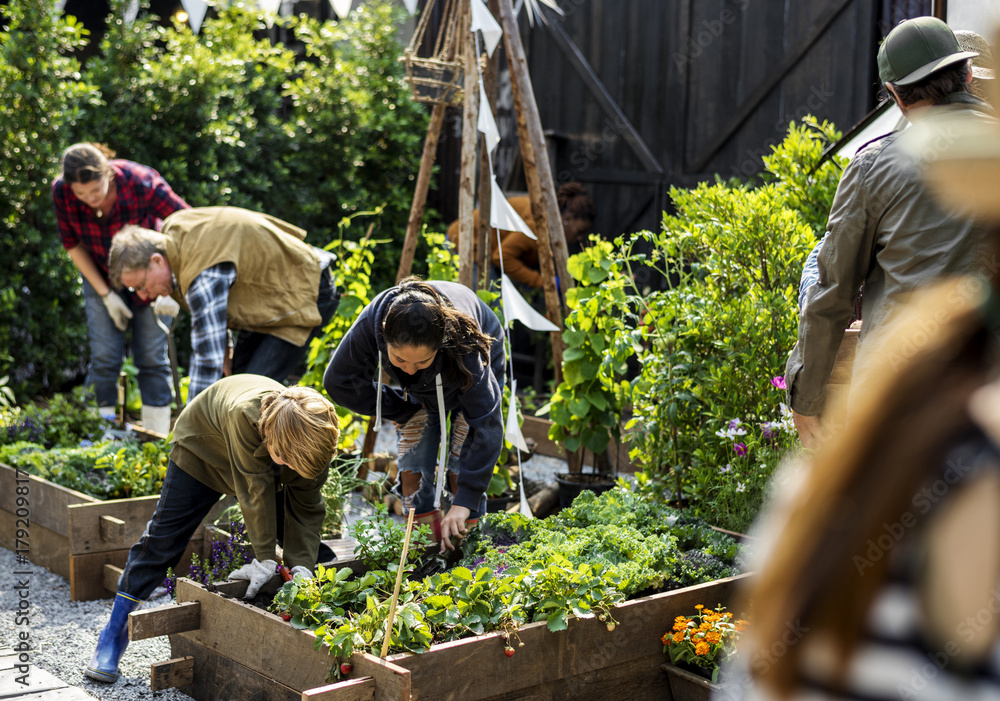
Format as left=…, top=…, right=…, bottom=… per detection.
left=626, top=117, right=844, bottom=532
left=0, top=0, right=94, bottom=397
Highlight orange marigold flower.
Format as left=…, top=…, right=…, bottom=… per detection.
left=695, top=641, right=710, bottom=656
left=673, top=632, right=685, bottom=644
left=695, top=604, right=704, bottom=610
left=661, top=634, right=669, bottom=645
left=705, top=631, right=722, bottom=644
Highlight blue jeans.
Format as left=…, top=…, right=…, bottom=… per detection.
left=231, top=268, right=340, bottom=381
left=394, top=409, right=486, bottom=516
left=117, top=460, right=224, bottom=599
left=82, top=278, right=172, bottom=408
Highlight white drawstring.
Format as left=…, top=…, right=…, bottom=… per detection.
left=433, top=373, right=448, bottom=510
left=373, top=356, right=383, bottom=432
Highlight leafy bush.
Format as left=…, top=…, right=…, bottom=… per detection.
left=0, top=0, right=93, bottom=397
left=1, top=387, right=107, bottom=449
left=624, top=117, right=844, bottom=532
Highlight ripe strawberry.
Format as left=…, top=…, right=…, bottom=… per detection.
left=504, top=646, right=515, bottom=657
left=281, top=613, right=292, bottom=621
left=340, top=663, right=353, bottom=675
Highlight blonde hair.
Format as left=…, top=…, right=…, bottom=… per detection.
left=259, top=386, right=340, bottom=479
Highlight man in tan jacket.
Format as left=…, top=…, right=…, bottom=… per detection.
left=109, top=206, right=339, bottom=399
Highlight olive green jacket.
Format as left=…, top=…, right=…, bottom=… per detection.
left=163, top=206, right=324, bottom=346
left=786, top=94, right=995, bottom=416
left=170, top=375, right=328, bottom=569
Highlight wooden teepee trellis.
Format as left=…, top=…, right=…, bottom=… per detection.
left=396, top=0, right=571, bottom=376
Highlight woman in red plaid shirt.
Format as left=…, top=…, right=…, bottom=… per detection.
left=53, top=143, right=189, bottom=434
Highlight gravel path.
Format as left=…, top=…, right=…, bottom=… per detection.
left=0, top=545, right=192, bottom=701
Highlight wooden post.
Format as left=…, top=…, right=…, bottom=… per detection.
left=396, top=102, right=448, bottom=283
left=498, top=0, right=566, bottom=374
left=475, top=0, right=500, bottom=292
left=457, top=4, right=480, bottom=291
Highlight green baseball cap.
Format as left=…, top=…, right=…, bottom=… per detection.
left=877, top=16, right=978, bottom=86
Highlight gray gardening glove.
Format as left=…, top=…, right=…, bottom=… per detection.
left=102, top=290, right=133, bottom=331
left=289, top=565, right=313, bottom=580
left=152, top=295, right=180, bottom=318
left=228, top=558, right=279, bottom=598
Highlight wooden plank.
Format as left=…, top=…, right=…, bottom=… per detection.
left=351, top=654, right=411, bottom=701
left=0, top=462, right=98, bottom=536
left=302, top=678, right=375, bottom=701
left=827, top=327, right=859, bottom=385
left=70, top=538, right=202, bottom=601
left=150, top=656, right=194, bottom=691
left=104, top=564, right=123, bottom=595
left=0, top=510, right=72, bottom=580
left=169, top=635, right=301, bottom=701
left=384, top=574, right=746, bottom=701
left=99, top=515, right=126, bottom=547
left=520, top=416, right=561, bottom=458
left=174, top=578, right=338, bottom=691
left=0, top=647, right=94, bottom=700
left=67, top=496, right=161, bottom=556
left=130, top=601, right=201, bottom=641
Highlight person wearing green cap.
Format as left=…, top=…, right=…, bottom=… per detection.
left=786, top=16, right=996, bottom=449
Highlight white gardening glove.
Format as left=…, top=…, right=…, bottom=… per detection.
left=289, top=565, right=313, bottom=580
left=102, top=291, right=133, bottom=332
left=228, top=558, right=279, bottom=598
left=152, top=295, right=180, bottom=319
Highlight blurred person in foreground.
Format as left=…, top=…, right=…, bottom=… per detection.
left=731, top=55, right=1000, bottom=701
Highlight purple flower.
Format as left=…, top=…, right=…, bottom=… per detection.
left=770, top=376, right=787, bottom=390
left=734, top=442, right=748, bottom=457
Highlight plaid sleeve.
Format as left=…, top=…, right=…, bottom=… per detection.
left=186, top=263, right=236, bottom=400
left=52, top=179, right=82, bottom=250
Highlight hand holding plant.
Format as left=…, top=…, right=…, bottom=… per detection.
left=662, top=604, right=747, bottom=683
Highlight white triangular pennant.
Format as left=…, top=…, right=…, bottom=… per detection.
left=470, top=0, right=503, bottom=57
left=258, top=0, right=281, bottom=27
left=478, top=83, right=501, bottom=154
left=505, top=380, right=530, bottom=453
left=490, top=177, right=535, bottom=239
left=517, top=459, right=533, bottom=518
left=501, top=274, right=559, bottom=331
left=330, top=0, right=352, bottom=19
left=181, top=0, right=208, bottom=34
left=54, top=0, right=67, bottom=12
left=123, top=0, right=139, bottom=26
left=403, top=0, right=418, bottom=15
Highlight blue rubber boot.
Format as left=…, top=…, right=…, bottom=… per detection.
left=85, top=591, right=141, bottom=682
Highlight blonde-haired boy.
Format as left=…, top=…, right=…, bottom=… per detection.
left=86, top=374, right=339, bottom=684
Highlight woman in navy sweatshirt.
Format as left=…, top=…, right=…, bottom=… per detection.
left=324, top=277, right=505, bottom=551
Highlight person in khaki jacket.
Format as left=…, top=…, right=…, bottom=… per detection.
left=85, top=375, right=340, bottom=684
left=108, top=206, right=339, bottom=400
left=786, top=17, right=995, bottom=448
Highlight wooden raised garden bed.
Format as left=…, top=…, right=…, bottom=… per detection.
left=134, top=572, right=748, bottom=701
left=0, top=428, right=229, bottom=601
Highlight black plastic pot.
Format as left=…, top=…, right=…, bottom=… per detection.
left=555, top=472, right=616, bottom=510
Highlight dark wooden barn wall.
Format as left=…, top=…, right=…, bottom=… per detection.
left=511, top=0, right=880, bottom=239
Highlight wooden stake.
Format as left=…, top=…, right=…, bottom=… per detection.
left=396, top=102, right=448, bottom=283
left=498, top=0, right=566, bottom=375
left=457, top=5, right=480, bottom=291
left=381, top=507, right=416, bottom=658
left=475, top=0, right=500, bottom=292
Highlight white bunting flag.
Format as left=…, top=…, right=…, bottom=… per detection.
left=54, top=0, right=67, bottom=12
left=490, top=177, right=535, bottom=239
left=123, top=0, right=139, bottom=26
left=181, top=0, right=208, bottom=34
left=505, top=380, right=530, bottom=453
left=258, top=0, right=282, bottom=27
left=501, top=274, right=559, bottom=332
left=478, top=83, right=501, bottom=154
left=330, top=0, right=353, bottom=19
left=403, top=0, right=419, bottom=15
left=470, top=0, right=503, bottom=57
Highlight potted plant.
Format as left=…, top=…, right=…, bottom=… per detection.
left=661, top=603, right=746, bottom=699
